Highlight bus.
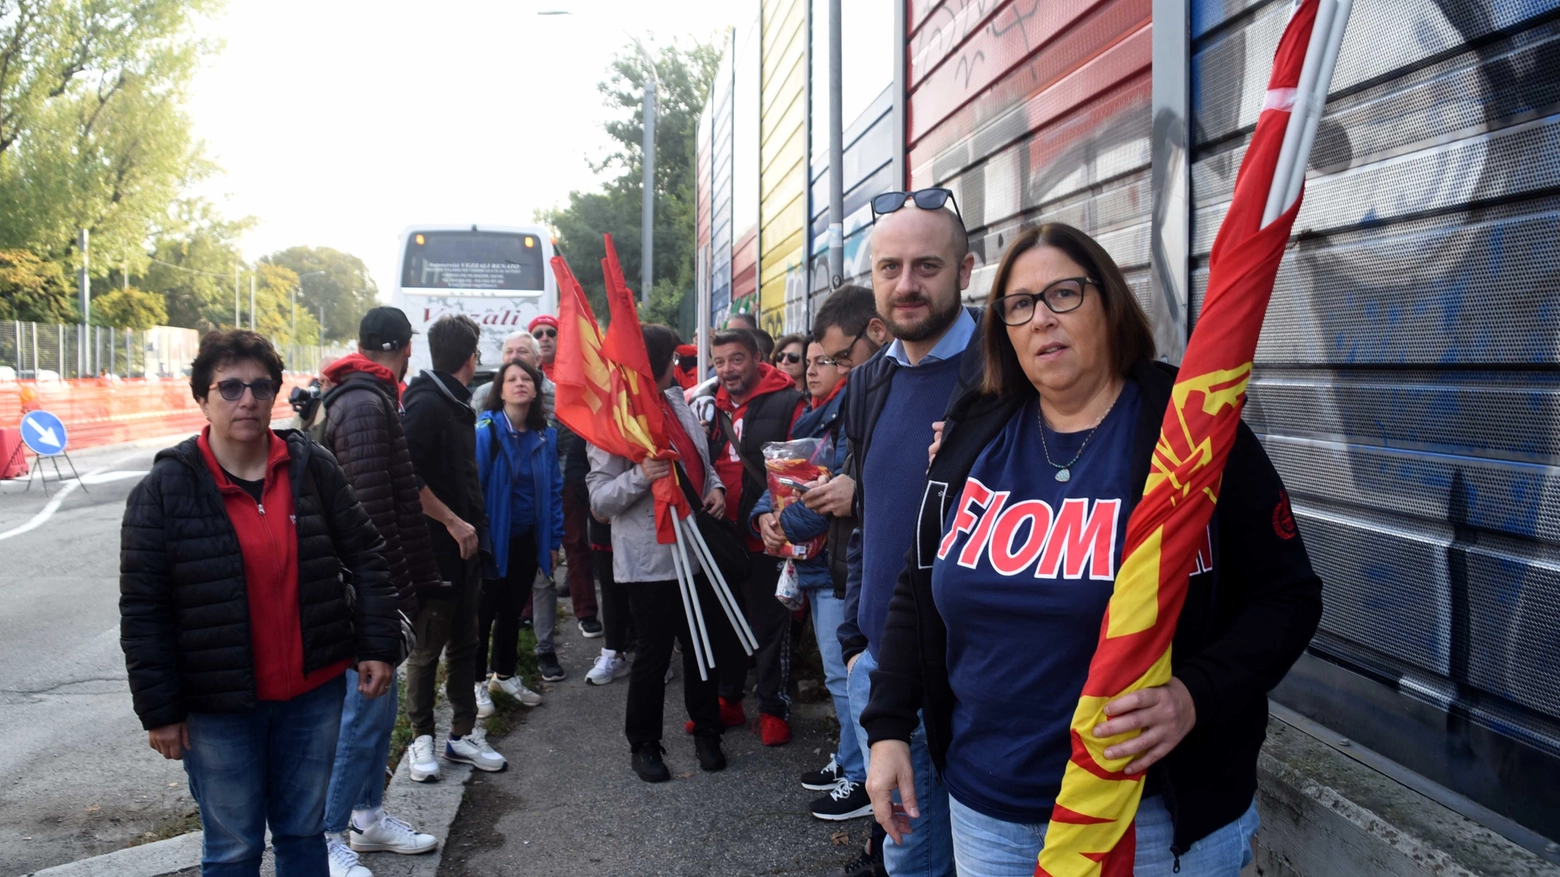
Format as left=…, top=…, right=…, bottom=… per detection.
left=391, top=224, right=557, bottom=376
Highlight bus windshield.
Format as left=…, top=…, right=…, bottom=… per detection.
left=401, top=231, right=545, bottom=292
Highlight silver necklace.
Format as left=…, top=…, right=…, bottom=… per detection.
left=1038, top=389, right=1122, bottom=483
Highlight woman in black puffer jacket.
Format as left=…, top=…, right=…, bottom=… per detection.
left=120, top=330, right=400, bottom=877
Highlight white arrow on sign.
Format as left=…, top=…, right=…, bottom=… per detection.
left=26, top=419, right=61, bottom=448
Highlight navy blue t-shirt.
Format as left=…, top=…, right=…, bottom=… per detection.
left=931, top=381, right=1141, bottom=823
left=861, top=355, right=965, bottom=656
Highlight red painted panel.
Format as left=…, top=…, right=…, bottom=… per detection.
left=732, top=227, right=759, bottom=302
left=908, top=0, right=1008, bottom=87
left=909, top=0, right=1148, bottom=148
left=909, top=17, right=1150, bottom=174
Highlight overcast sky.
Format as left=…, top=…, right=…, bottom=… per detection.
left=189, top=0, right=742, bottom=298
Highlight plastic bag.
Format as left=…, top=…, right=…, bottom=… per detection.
left=762, top=437, right=832, bottom=559
left=774, top=560, right=803, bottom=610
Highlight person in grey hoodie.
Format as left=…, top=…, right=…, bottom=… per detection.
left=586, top=325, right=735, bottom=784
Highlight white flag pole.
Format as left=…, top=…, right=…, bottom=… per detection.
left=669, top=529, right=709, bottom=681
left=673, top=514, right=717, bottom=672
left=683, top=520, right=760, bottom=653
left=1262, top=0, right=1338, bottom=228
left=1278, top=0, right=1351, bottom=216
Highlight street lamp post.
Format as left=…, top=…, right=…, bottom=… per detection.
left=293, top=271, right=327, bottom=342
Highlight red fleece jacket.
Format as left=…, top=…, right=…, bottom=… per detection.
left=198, top=428, right=350, bottom=701
left=713, top=363, right=806, bottom=547
left=324, top=353, right=401, bottom=401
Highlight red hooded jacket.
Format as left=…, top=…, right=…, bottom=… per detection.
left=712, top=362, right=806, bottom=547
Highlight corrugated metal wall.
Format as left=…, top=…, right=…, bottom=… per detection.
left=733, top=8, right=764, bottom=319
left=710, top=39, right=736, bottom=329
left=759, top=0, right=809, bottom=335
left=1191, top=0, right=1560, bottom=837
left=907, top=0, right=1154, bottom=307
left=697, top=99, right=713, bottom=323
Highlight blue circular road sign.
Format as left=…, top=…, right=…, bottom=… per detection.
left=19, top=410, right=68, bottom=456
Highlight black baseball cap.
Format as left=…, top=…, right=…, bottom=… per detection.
left=359, top=306, right=416, bottom=351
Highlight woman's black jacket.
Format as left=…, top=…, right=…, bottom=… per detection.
left=119, top=429, right=401, bottom=731
left=859, top=360, right=1323, bottom=854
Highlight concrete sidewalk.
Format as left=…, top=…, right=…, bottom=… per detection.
left=438, top=618, right=870, bottom=877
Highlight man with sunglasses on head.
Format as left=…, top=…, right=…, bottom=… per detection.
left=830, top=187, right=984, bottom=877
left=316, top=308, right=443, bottom=874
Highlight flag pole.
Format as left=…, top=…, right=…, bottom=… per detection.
left=1278, top=0, right=1351, bottom=216
left=1262, top=0, right=1337, bottom=228
left=682, top=519, right=760, bottom=653
left=668, top=527, right=709, bottom=681
left=673, top=513, right=717, bottom=671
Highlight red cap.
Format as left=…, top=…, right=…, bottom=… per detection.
left=529, top=314, right=559, bottom=332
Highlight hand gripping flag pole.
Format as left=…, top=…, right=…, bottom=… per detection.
left=1035, top=2, right=1348, bottom=875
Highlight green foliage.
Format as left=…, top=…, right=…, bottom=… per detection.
left=0, top=248, right=76, bottom=323
left=261, top=246, right=378, bottom=342
left=540, top=36, right=721, bottom=332
left=143, top=200, right=253, bottom=332
left=91, top=286, right=167, bottom=329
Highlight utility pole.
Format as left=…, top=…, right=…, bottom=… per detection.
left=828, top=0, right=844, bottom=289
left=234, top=267, right=241, bottom=327
left=642, top=68, right=657, bottom=304
left=78, top=229, right=90, bottom=377
left=249, top=275, right=256, bottom=331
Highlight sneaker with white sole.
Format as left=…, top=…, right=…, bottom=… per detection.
left=489, top=673, right=542, bottom=706
left=408, top=734, right=439, bottom=783
left=474, top=682, right=495, bottom=718
left=801, top=755, right=843, bottom=790
left=445, top=727, right=507, bottom=771
left=578, top=616, right=604, bottom=638
left=348, top=812, right=438, bottom=855
left=585, top=649, right=630, bottom=686
left=327, top=833, right=373, bottom=877
left=810, top=779, right=874, bottom=821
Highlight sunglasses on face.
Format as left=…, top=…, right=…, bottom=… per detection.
left=210, top=378, right=281, bottom=402
left=777, top=352, right=803, bottom=365
left=870, top=188, right=963, bottom=224
left=533, top=328, right=557, bottom=339
left=991, top=277, right=1098, bottom=326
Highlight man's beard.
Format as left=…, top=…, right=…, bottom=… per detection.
left=883, top=287, right=962, bottom=343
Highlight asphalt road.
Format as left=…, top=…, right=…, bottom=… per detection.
left=0, top=439, right=196, bottom=876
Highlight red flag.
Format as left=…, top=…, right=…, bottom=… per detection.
left=551, top=255, right=638, bottom=461
left=1036, top=2, right=1319, bottom=876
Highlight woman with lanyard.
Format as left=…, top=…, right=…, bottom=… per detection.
left=585, top=324, right=734, bottom=783
left=859, top=224, right=1323, bottom=876
left=474, top=359, right=562, bottom=714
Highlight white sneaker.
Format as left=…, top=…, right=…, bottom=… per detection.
left=586, top=649, right=630, bottom=686
left=488, top=673, right=542, bottom=706
left=408, top=734, right=439, bottom=783
left=327, top=833, right=373, bottom=877
left=349, top=812, right=438, bottom=855
left=474, top=681, right=495, bottom=718
left=445, top=727, right=507, bottom=772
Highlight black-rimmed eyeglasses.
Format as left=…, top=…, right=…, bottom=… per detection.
left=991, top=277, right=1098, bottom=326
left=820, top=327, right=869, bottom=368
left=870, top=188, right=963, bottom=225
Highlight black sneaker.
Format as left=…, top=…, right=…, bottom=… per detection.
left=694, top=734, right=727, bottom=772
left=520, top=616, right=533, bottom=630
left=578, top=616, right=604, bottom=638
left=837, top=847, right=884, bottom=877
left=631, top=744, right=671, bottom=783
left=810, top=779, right=873, bottom=821
left=538, top=651, right=566, bottom=682
left=801, top=755, right=843, bottom=790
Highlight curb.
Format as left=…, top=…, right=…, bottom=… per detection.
left=26, top=700, right=471, bottom=877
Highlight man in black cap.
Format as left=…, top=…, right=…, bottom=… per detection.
left=316, top=306, right=446, bottom=871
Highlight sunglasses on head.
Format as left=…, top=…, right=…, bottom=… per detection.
left=532, top=328, right=557, bottom=339
left=210, top=378, right=281, bottom=402
left=870, top=188, right=963, bottom=224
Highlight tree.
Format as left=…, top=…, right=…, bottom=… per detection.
left=261, top=246, right=378, bottom=341
left=91, top=286, right=166, bottom=329
left=0, top=248, right=75, bottom=323
left=142, top=200, right=253, bottom=332
left=540, top=37, right=721, bottom=328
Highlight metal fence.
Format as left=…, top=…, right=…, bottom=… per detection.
left=0, top=320, right=349, bottom=380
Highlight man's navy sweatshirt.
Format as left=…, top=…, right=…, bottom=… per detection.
left=858, top=354, right=964, bottom=657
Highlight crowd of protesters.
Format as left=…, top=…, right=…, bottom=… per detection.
left=117, top=187, right=1321, bottom=877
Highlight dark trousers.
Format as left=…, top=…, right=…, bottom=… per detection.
left=624, top=576, right=739, bottom=748
left=597, top=552, right=635, bottom=653
left=407, top=542, right=479, bottom=738
left=477, top=532, right=540, bottom=682
left=560, top=490, right=600, bottom=619
left=716, top=553, right=791, bottom=719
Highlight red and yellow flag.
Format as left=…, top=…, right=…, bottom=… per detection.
left=551, top=238, right=689, bottom=545
left=1036, top=3, right=1318, bottom=875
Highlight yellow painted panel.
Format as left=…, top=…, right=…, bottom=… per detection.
left=758, top=0, right=806, bottom=329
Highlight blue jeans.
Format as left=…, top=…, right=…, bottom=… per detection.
left=810, top=589, right=865, bottom=783
left=182, top=675, right=346, bottom=877
left=323, top=669, right=397, bottom=833
left=948, top=793, right=1260, bottom=877
left=848, top=649, right=955, bottom=877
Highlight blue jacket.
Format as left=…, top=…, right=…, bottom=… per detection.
left=475, top=413, right=564, bottom=579
left=749, top=385, right=848, bottom=591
